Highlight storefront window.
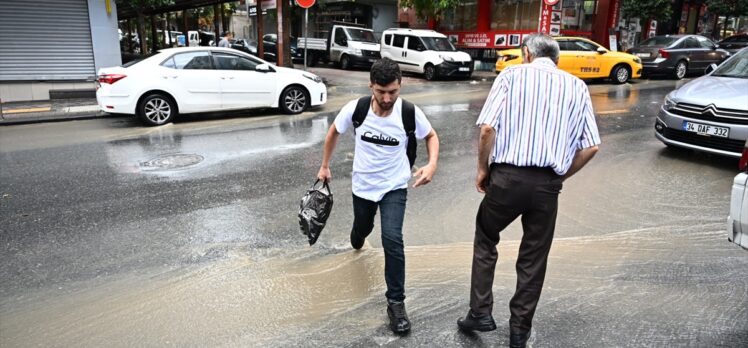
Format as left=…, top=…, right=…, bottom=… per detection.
left=442, top=1, right=478, bottom=31
left=491, top=0, right=542, bottom=31
left=561, top=0, right=597, bottom=32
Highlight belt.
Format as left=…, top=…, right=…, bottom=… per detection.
left=490, top=163, right=560, bottom=180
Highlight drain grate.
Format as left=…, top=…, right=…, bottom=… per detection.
left=140, top=154, right=204, bottom=170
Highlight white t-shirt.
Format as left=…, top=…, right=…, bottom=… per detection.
left=335, top=98, right=432, bottom=202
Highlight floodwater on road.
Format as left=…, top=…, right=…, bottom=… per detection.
left=1, top=78, right=746, bottom=347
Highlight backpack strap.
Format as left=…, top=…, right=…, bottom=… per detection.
left=352, top=96, right=371, bottom=134
left=401, top=99, right=417, bottom=168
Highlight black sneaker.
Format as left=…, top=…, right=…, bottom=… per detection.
left=350, top=228, right=365, bottom=250
left=387, top=300, right=411, bottom=334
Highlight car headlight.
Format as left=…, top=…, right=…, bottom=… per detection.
left=303, top=73, right=322, bottom=83
left=352, top=48, right=362, bottom=56
left=439, top=54, right=455, bottom=62
left=663, top=95, right=676, bottom=111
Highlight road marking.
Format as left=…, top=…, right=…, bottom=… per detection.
left=2, top=107, right=52, bottom=114
left=597, top=109, right=630, bottom=115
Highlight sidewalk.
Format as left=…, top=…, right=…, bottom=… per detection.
left=0, top=69, right=497, bottom=126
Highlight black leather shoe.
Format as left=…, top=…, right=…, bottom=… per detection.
left=457, top=309, right=497, bottom=332
left=510, top=330, right=532, bottom=348
left=387, top=300, right=411, bottom=334
left=350, top=228, right=365, bottom=250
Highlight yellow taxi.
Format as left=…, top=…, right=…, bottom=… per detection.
left=495, top=37, right=643, bottom=84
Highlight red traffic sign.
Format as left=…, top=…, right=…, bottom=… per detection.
left=544, top=0, right=559, bottom=5
left=296, top=0, right=315, bottom=8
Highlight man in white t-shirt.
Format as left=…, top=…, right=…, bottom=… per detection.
left=317, top=58, right=440, bottom=334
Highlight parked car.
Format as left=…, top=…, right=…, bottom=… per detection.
left=718, top=34, right=748, bottom=54
left=261, top=34, right=298, bottom=63
left=627, top=34, right=730, bottom=79
left=495, top=36, right=642, bottom=84
left=380, top=28, right=473, bottom=80
left=96, top=47, right=327, bottom=126
left=654, top=47, right=748, bottom=157
left=230, top=38, right=258, bottom=56
left=728, top=139, right=748, bottom=250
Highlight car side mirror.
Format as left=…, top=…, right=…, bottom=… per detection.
left=596, top=47, right=607, bottom=54
left=713, top=44, right=719, bottom=50
left=705, top=63, right=718, bottom=75
left=256, top=63, right=274, bottom=73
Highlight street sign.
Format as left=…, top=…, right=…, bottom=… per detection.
left=544, top=0, right=559, bottom=5
left=296, top=0, right=315, bottom=9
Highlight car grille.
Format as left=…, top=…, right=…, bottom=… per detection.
left=662, top=128, right=745, bottom=153
left=362, top=50, right=380, bottom=58
left=671, top=102, right=748, bottom=125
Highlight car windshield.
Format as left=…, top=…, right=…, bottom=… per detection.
left=422, top=37, right=456, bottom=51
left=712, top=50, right=748, bottom=78
left=722, top=35, right=748, bottom=43
left=639, top=36, right=679, bottom=47
left=345, top=28, right=377, bottom=43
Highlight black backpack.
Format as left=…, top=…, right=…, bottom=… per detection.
left=352, top=96, right=417, bottom=168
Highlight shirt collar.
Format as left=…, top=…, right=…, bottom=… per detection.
left=532, top=57, right=557, bottom=67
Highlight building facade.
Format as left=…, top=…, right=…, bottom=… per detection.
left=0, top=0, right=121, bottom=103
left=400, top=0, right=622, bottom=62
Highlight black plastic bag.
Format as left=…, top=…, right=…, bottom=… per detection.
left=298, top=180, right=333, bottom=246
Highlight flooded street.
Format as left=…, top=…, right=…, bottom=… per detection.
left=1, top=75, right=746, bottom=347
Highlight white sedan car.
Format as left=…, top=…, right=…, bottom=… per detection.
left=96, top=47, right=327, bottom=126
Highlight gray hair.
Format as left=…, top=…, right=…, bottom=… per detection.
left=521, top=33, right=560, bottom=63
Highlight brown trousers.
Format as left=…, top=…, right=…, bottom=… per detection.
left=470, top=163, right=562, bottom=334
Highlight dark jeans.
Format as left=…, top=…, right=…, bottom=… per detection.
left=352, top=189, right=408, bottom=302
left=470, top=164, right=562, bottom=334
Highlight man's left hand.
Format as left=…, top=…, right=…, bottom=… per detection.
left=412, top=164, right=437, bottom=188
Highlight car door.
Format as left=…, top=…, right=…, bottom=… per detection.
left=681, top=37, right=704, bottom=71
left=696, top=36, right=723, bottom=68
left=162, top=51, right=221, bottom=113
left=391, top=34, right=409, bottom=71
left=555, top=40, right=577, bottom=73
left=570, top=39, right=602, bottom=78
left=406, top=35, right=427, bottom=73
left=212, top=52, right=276, bottom=109
left=330, top=28, right=347, bottom=63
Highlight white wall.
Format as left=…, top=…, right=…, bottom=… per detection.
left=88, top=0, right=122, bottom=71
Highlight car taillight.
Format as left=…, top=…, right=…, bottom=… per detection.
left=97, top=74, right=126, bottom=85
left=658, top=49, right=670, bottom=59
left=739, top=146, right=748, bottom=172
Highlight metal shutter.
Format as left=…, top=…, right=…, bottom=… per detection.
left=0, top=0, right=95, bottom=81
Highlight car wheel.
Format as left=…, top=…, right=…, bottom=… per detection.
left=674, top=60, right=688, bottom=80
left=610, top=64, right=630, bottom=84
left=279, top=85, right=309, bottom=114
left=138, top=93, right=177, bottom=126
left=424, top=64, right=437, bottom=81
left=340, top=55, right=350, bottom=70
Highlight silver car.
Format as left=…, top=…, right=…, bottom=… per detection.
left=728, top=139, right=748, bottom=250
left=655, top=47, right=748, bottom=157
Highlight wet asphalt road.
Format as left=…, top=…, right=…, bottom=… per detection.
left=1, top=73, right=746, bottom=347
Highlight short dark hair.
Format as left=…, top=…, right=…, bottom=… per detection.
left=370, top=58, right=401, bottom=86
left=222, top=31, right=231, bottom=37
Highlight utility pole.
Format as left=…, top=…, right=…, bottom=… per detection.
left=277, top=0, right=285, bottom=67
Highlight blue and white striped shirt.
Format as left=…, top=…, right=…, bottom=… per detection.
left=476, top=57, right=601, bottom=176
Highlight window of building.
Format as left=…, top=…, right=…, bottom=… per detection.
left=441, top=1, right=478, bottom=31
left=561, top=0, right=597, bottom=32
left=491, top=0, right=542, bottom=31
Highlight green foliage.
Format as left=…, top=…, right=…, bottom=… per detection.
left=400, top=0, right=460, bottom=19
left=706, top=0, right=748, bottom=16
left=621, top=0, right=673, bottom=22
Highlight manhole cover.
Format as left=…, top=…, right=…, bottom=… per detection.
left=140, top=154, right=204, bottom=170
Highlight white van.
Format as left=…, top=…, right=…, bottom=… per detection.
left=380, top=28, right=473, bottom=80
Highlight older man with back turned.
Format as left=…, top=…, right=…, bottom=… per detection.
left=457, top=33, right=601, bottom=348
